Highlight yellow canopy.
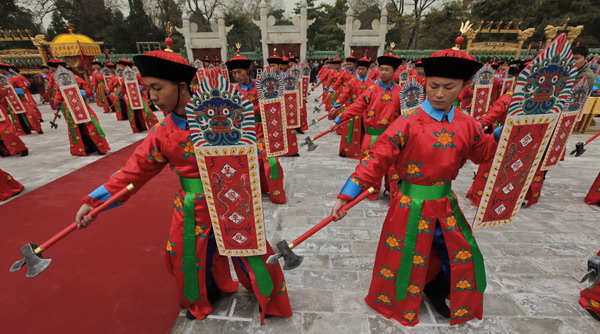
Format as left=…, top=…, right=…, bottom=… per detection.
left=49, top=33, right=102, bottom=57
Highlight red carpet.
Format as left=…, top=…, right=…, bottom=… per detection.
left=0, top=140, right=181, bottom=333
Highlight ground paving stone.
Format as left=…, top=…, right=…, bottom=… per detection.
left=4, top=93, right=599, bottom=333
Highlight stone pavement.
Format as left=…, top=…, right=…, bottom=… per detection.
left=2, top=93, right=599, bottom=333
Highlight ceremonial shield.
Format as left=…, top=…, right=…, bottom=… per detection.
left=0, top=74, right=26, bottom=114
left=123, top=66, right=144, bottom=109
left=282, top=72, right=301, bottom=129
left=257, top=68, right=288, bottom=157
left=186, top=71, right=266, bottom=256
left=192, top=60, right=206, bottom=84
left=589, top=56, right=599, bottom=76
left=501, top=75, right=516, bottom=95
left=399, top=69, right=410, bottom=83
left=473, top=34, right=576, bottom=228
left=540, top=78, right=590, bottom=170
left=219, top=64, right=230, bottom=82
left=301, top=63, right=311, bottom=101
left=54, top=66, right=92, bottom=124
left=400, top=77, right=424, bottom=115
left=470, top=64, right=495, bottom=120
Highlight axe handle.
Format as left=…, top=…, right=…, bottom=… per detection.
left=584, top=131, right=600, bottom=146
left=311, top=119, right=352, bottom=141
left=289, top=187, right=377, bottom=249
left=35, top=183, right=135, bottom=254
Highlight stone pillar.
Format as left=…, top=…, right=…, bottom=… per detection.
left=344, top=8, right=354, bottom=57
left=378, top=7, right=389, bottom=57
left=182, top=11, right=193, bottom=61
left=217, top=12, right=227, bottom=61
left=259, top=0, right=269, bottom=65
left=300, top=1, right=308, bottom=61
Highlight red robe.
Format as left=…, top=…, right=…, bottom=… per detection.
left=237, top=80, right=287, bottom=204
left=118, top=73, right=158, bottom=133
left=91, top=70, right=110, bottom=113
left=338, top=82, right=402, bottom=197
left=82, top=113, right=292, bottom=322
left=466, top=92, right=512, bottom=206
left=335, top=76, right=374, bottom=159
left=53, top=75, right=111, bottom=156
left=584, top=172, right=600, bottom=205
left=0, top=87, right=28, bottom=156
left=0, top=169, right=24, bottom=201
left=579, top=250, right=600, bottom=318
left=107, top=75, right=127, bottom=121
left=338, top=104, right=497, bottom=326
left=8, top=74, right=43, bottom=134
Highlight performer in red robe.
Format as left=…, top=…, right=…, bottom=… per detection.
left=413, top=61, right=427, bottom=88
left=227, top=50, right=287, bottom=204
left=585, top=172, right=600, bottom=205
left=0, top=169, right=24, bottom=201
left=333, top=56, right=374, bottom=159
left=76, top=48, right=291, bottom=323
left=38, top=65, right=52, bottom=104
left=330, top=46, right=500, bottom=327
left=0, top=64, right=43, bottom=135
left=332, top=50, right=403, bottom=199
left=90, top=61, right=110, bottom=113
left=116, top=61, right=158, bottom=133
left=51, top=62, right=110, bottom=156
left=0, top=85, right=28, bottom=156
left=11, top=66, right=44, bottom=122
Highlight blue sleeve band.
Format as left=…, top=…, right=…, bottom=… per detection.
left=89, top=185, right=122, bottom=210
left=493, top=126, right=503, bottom=142
left=340, top=177, right=362, bottom=199
left=333, top=102, right=341, bottom=108
left=14, top=88, right=24, bottom=94
left=334, top=116, right=342, bottom=124
left=79, top=89, right=86, bottom=97
left=329, top=87, right=334, bottom=92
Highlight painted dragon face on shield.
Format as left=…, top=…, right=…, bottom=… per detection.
left=568, top=85, right=588, bottom=112
left=478, top=70, right=494, bottom=85
left=0, top=76, right=8, bottom=86
left=263, top=78, right=279, bottom=99
left=57, top=73, right=73, bottom=86
left=400, top=71, right=409, bottom=81
left=194, top=90, right=245, bottom=145
left=405, top=86, right=421, bottom=108
left=283, top=77, right=296, bottom=91
left=124, top=71, right=135, bottom=80
left=523, top=61, right=570, bottom=114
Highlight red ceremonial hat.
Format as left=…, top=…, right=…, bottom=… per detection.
left=356, top=56, right=372, bottom=68
left=47, top=59, right=67, bottom=67
left=117, top=58, right=133, bottom=66
left=415, top=60, right=423, bottom=68
left=106, top=62, right=116, bottom=68
left=203, top=55, right=211, bottom=62
left=346, top=50, right=357, bottom=63
left=133, top=22, right=197, bottom=85
left=421, top=22, right=482, bottom=81
left=267, top=48, right=283, bottom=64
left=0, top=63, right=11, bottom=70
left=377, top=43, right=402, bottom=69
left=329, top=58, right=342, bottom=64
left=226, top=43, right=252, bottom=70
left=281, top=57, right=290, bottom=65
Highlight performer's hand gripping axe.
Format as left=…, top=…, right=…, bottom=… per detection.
left=10, top=184, right=134, bottom=278
left=267, top=188, right=377, bottom=270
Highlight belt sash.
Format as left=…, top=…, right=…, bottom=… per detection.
left=394, top=181, right=486, bottom=301
left=365, top=127, right=385, bottom=147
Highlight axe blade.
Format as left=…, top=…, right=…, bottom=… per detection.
left=313, top=107, right=320, bottom=113
left=50, top=122, right=58, bottom=129
left=275, top=240, right=304, bottom=271
left=17, top=244, right=52, bottom=278
left=311, top=119, right=317, bottom=126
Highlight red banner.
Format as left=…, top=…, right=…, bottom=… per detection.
left=0, top=74, right=26, bottom=114
left=123, top=67, right=143, bottom=109
left=54, top=66, right=92, bottom=124
left=260, top=100, right=289, bottom=156
left=284, top=91, right=301, bottom=128
left=470, top=86, right=492, bottom=120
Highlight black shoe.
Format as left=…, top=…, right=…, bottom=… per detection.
left=20, top=149, right=29, bottom=157
left=38, top=130, right=43, bottom=134
left=296, top=130, right=304, bottom=134
left=185, top=310, right=196, bottom=320
left=588, top=309, right=600, bottom=321
left=289, top=153, right=300, bottom=157
left=423, top=273, right=451, bottom=318
left=208, top=288, right=221, bottom=305
left=39, top=119, right=44, bottom=122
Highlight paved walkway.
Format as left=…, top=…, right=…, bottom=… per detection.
left=2, top=93, right=599, bottom=333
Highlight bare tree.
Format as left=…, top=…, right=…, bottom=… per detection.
left=405, top=0, right=438, bottom=49
left=185, top=0, right=221, bottom=27
left=17, top=0, right=57, bottom=28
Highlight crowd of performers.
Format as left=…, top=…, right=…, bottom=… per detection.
left=2, top=32, right=600, bottom=326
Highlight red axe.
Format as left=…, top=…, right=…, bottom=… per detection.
left=267, top=187, right=377, bottom=269
left=570, top=132, right=600, bottom=157
left=302, top=118, right=352, bottom=151
left=10, top=184, right=134, bottom=278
